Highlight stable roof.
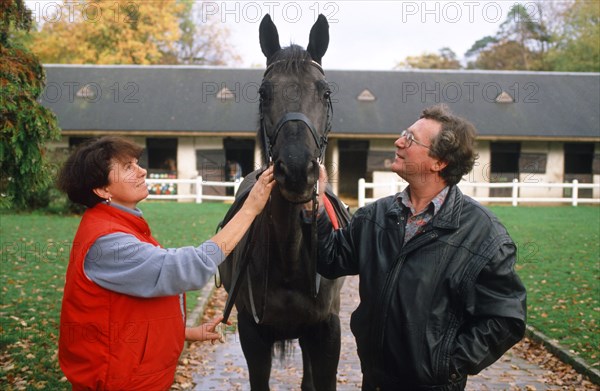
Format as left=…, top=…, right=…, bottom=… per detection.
left=42, top=65, right=600, bottom=141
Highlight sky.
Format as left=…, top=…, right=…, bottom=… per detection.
left=26, top=0, right=533, bottom=70
left=200, top=0, right=530, bottom=70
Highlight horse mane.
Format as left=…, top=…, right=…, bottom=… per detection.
left=268, top=44, right=313, bottom=75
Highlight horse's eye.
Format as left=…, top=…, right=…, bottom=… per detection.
left=259, top=87, right=266, bottom=102
left=324, top=90, right=332, bottom=100
left=259, top=86, right=272, bottom=103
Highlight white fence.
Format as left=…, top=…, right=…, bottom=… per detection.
left=146, top=177, right=600, bottom=207
left=145, top=177, right=241, bottom=203
left=358, top=178, right=600, bottom=207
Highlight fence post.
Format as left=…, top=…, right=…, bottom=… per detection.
left=196, top=176, right=203, bottom=204
left=358, top=178, right=365, bottom=208
left=512, top=179, right=519, bottom=207
left=572, top=179, right=579, bottom=207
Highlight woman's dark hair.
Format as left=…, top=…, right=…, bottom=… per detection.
left=421, top=105, right=478, bottom=186
left=57, top=136, right=143, bottom=207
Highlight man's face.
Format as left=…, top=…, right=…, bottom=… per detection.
left=391, top=118, right=444, bottom=184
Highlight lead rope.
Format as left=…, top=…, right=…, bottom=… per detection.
left=247, top=198, right=271, bottom=324
left=221, top=172, right=270, bottom=325
left=311, top=162, right=321, bottom=298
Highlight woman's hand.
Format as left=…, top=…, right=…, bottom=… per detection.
left=243, top=165, right=276, bottom=216
left=210, top=166, right=275, bottom=256
left=185, top=316, right=231, bottom=343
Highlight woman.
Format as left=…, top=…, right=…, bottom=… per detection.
left=56, top=136, right=275, bottom=390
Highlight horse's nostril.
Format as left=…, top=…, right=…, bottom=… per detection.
left=306, top=160, right=318, bottom=184
left=275, top=160, right=288, bottom=176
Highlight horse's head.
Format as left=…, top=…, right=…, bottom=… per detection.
left=258, top=14, right=332, bottom=204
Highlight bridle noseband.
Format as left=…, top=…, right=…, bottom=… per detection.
left=259, top=60, right=333, bottom=165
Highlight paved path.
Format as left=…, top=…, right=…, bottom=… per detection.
left=182, top=276, right=561, bottom=390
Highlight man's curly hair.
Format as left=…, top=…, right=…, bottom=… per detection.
left=421, top=105, right=478, bottom=186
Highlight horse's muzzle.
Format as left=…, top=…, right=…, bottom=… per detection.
left=274, top=158, right=319, bottom=204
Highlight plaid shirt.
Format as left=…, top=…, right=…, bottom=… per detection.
left=398, top=186, right=449, bottom=244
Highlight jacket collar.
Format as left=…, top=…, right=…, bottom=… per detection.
left=386, top=185, right=463, bottom=230
left=93, top=202, right=151, bottom=235
left=431, top=185, right=463, bottom=230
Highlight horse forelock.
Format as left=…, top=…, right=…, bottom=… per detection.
left=269, top=44, right=313, bottom=75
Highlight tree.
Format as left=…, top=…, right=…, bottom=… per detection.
left=166, top=1, right=241, bottom=65
left=501, top=2, right=552, bottom=69
left=468, top=40, right=536, bottom=70
left=547, top=0, right=600, bottom=72
left=466, top=2, right=555, bottom=70
left=396, top=47, right=461, bottom=70
left=465, top=36, right=498, bottom=58
left=31, top=0, right=184, bottom=64
left=30, top=0, right=240, bottom=66
left=0, top=0, right=61, bottom=209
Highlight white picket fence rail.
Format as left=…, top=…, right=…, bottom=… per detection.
left=145, top=177, right=242, bottom=203
left=145, top=177, right=599, bottom=207
left=358, top=178, right=600, bottom=207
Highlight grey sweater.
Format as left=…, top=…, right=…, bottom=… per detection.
left=83, top=203, right=225, bottom=298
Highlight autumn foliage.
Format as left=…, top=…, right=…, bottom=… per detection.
left=1, top=0, right=61, bottom=209
left=31, top=0, right=184, bottom=65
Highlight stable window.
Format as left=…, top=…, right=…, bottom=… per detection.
left=223, top=138, right=255, bottom=178
left=146, top=138, right=177, bottom=171
left=338, top=140, right=369, bottom=199
left=146, top=138, right=178, bottom=196
left=564, top=143, right=594, bottom=175
left=564, top=143, right=595, bottom=198
left=490, top=142, right=521, bottom=197
left=68, top=137, right=92, bottom=148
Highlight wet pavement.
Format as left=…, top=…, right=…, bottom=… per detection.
left=177, top=276, right=595, bottom=390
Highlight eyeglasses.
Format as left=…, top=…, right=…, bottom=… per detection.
left=400, top=130, right=431, bottom=150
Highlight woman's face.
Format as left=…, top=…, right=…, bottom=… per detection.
left=104, top=157, right=148, bottom=209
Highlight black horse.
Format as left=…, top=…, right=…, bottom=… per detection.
left=217, top=14, right=349, bottom=391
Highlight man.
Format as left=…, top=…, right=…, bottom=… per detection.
left=314, top=105, right=527, bottom=390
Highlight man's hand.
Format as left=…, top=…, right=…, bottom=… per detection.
left=303, top=164, right=328, bottom=212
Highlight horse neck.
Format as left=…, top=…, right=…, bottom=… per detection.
left=266, top=188, right=307, bottom=263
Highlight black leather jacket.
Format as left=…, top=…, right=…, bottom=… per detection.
left=317, top=186, right=527, bottom=390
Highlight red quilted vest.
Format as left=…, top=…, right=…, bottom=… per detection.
left=58, top=203, right=185, bottom=391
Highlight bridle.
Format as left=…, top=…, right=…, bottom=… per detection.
left=258, top=59, right=333, bottom=298
left=220, top=60, right=334, bottom=326
left=259, top=60, right=333, bottom=165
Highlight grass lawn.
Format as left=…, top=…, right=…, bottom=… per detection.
left=490, top=206, right=600, bottom=368
left=0, top=202, right=230, bottom=390
left=0, top=203, right=598, bottom=389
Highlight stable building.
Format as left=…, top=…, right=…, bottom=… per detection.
left=41, top=65, right=600, bottom=202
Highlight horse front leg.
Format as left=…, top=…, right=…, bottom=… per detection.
left=300, top=343, right=315, bottom=391
left=298, top=313, right=341, bottom=391
left=238, top=310, right=273, bottom=391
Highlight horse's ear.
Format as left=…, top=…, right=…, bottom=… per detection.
left=259, top=14, right=281, bottom=62
left=307, top=14, right=329, bottom=64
